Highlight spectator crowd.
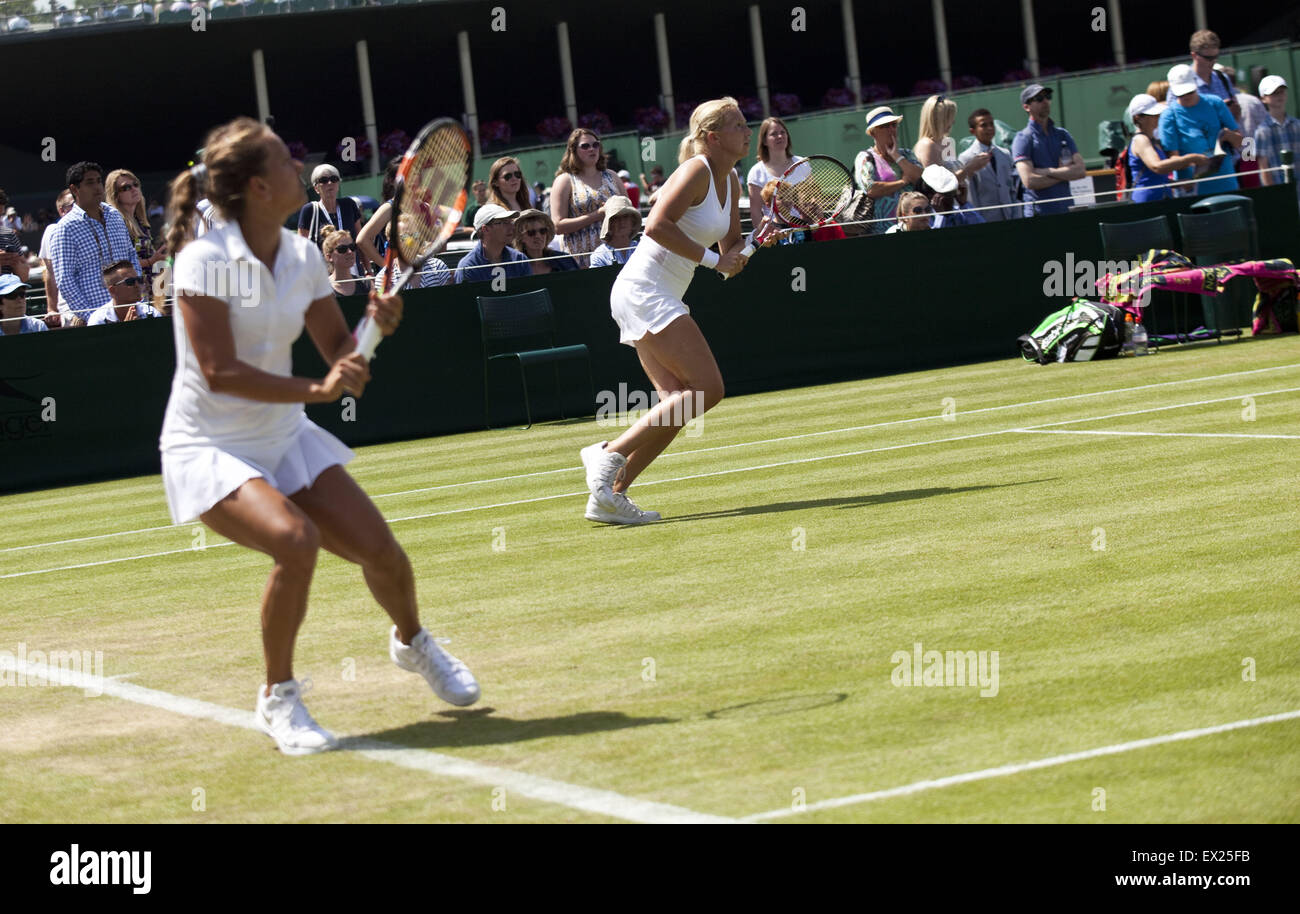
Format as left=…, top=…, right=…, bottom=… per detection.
left=4, top=26, right=1296, bottom=338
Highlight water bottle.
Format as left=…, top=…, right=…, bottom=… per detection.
left=1122, top=314, right=1136, bottom=355
left=1133, top=321, right=1149, bottom=356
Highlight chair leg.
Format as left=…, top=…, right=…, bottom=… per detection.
left=483, top=362, right=492, bottom=429
left=554, top=362, right=565, bottom=420
left=585, top=357, right=596, bottom=420
left=517, top=358, right=532, bottom=430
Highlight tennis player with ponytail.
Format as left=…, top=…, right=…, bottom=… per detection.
left=161, top=117, right=479, bottom=756
left=579, top=97, right=750, bottom=524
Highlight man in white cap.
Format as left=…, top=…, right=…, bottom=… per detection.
left=1158, top=64, right=1242, bottom=196
left=454, top=203, right=530, bottom=284
left=1255, top=76, right=1300, bottom=204
left=922, top=164, right=985, bottom=228
left=616, top=169, right=640, bottom=208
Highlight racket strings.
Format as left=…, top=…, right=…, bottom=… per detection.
left=774, top=160, right=854, bottom=227
left=395, top=126, right=470, bottom=267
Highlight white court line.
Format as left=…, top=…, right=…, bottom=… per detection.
left=1017, top=429, right=1300, bottom=440
left=0, top=656, right=733, bottom=825
left=11, top=385, right=1300, bottom=579
left=7, top=361, right=1300, bottom=555
left=741, top=708, right=1300, bottom=822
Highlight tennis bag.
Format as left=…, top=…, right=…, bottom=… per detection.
left=1018, top=298, right=1126, bottom=364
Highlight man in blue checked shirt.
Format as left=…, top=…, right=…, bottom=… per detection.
left=1255, top=76, right=1300, bottom=207
left=52, top=161, right=141, bottom=325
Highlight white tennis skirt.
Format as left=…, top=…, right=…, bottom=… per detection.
left=161, top=419, right=354, bottom=525
left=610, top=275, right=691, bottom=347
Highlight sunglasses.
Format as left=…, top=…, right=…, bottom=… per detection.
left=316, top=176, right=340, bottom=185
left=500, top=171, right=522, bottom=181
left=333, top=244, right=356, bottom=254
left=578, top=141, right=601, bottom=150
left=909, top=206, right=934, bottom=216
left=1, top=292, right=25, bottom=300
left=521, top=227, right=548, bottom=237
left=1195, top=50, right=1219, bottom=60
left=117, top=181, right=139, bottom=192
left=112, top=276, right=144, bottom=287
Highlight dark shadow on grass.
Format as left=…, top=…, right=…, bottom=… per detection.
left=347, top=708, right=676, bottom=750
left=648, top=478, right=1059, bottom=525
left=704, top=692, right=849, bottom=720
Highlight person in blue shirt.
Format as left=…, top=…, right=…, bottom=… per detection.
left=1011, top=84, right=1087, bottom=217
left=1255, top=75, right=1300, bottom=208
left=1158, top=65, right=1242, bottom=196
left=454, top=204, right=530, bottom=285
left=1125, top=94, right=1210, bottom=203
left=0, top=276, right=47, bottom=335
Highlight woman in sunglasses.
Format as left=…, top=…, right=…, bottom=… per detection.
left=107, top=168, right=167, bottom=293
left=513, top=209, right=578, bottom=275
left=320, top=227, right=371, bottom=296
left=298, top=164, right=377, bottom=274
left=551, top=129, right=625, bottom=267
left=85, top=259, right=165, bottom=325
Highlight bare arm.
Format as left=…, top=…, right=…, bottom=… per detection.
left=550, top=173, right=604, bottom=235
left=41, top=257, right=58, bottom=314
left=1132, top=134, right=1207, bottom=175
left=179, top=293, right=364, bottom=403
left=644, top=159, right=715, bottom=261
left=913, top=138, right=942, bottom=168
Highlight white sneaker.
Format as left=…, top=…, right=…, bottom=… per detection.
left=585, top=490, right=661, bottom=525
left=255, top=679, right=338, bottom=756
left=390, top=626, right=481, bottom=707
left=580, top=441, right=626, bottom=507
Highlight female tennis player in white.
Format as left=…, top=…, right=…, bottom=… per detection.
left=161, top=117, right=479, bottom=756
left=580, top=98, right=750, bottom=524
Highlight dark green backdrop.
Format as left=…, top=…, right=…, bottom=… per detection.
left=2, top=184, right=1296, bottom=493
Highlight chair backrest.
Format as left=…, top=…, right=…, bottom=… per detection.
left=477, top=289, right=555, bottom=350
left=1176, top=208, right=1251, bottom=261
left=1099, top=215, right=1174, bottom=261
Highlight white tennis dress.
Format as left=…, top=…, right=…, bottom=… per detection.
left=159, top=221, right=353, bottom=524
left=610, top=154, right=733, bottom=346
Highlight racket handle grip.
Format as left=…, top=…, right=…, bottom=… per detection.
left=355, top=316, right=383, bottom=361
left=721, top=243, right=757, bottom=281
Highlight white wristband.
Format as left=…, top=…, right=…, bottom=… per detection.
left=700, top=249, right=720, bottom=270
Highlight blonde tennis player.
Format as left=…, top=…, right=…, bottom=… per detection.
left=580, top=98, right=750, bottom=524
left=161, top=117, right=479, bottom=756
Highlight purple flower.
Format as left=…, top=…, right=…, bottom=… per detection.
left=537, top=116, right=574, bottom=141
left=821, top=87, right=856, bottom=109
left=675, top=101, right=697, bottom=129
left=633, top=106, right=668, bottom=134
left=737, top=96, right=764, bottom=120
left=578, top=110, right=613, bottom=135
left=478, top=120, right=512, bottom=149
left=379, top=129, right=411, bottom=160
left=771, top=93, right=801, bottom=116
left=953, top=74, right=983, bottom=90
left=1002, top=69, right=1034, bottom=83
left=911, top=78, right=949, bottom=97
left=286, top=140, right=309, bottom=161
left=861, top=83, right=892, bottom=104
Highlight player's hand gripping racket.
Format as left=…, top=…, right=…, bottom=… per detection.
left=724, top=155, right=855, bottom=279
left=353, top=118, right=471, bottom=359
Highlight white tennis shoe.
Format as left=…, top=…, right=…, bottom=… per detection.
left=390, top=626, right=481, bottom=707
left=585, top=490, right=661, bottom=525
left=580, top=441, right=626, bottom=508
left=256, top=679, right=338, bottom=756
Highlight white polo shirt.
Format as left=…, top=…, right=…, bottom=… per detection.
left=160, top=221, right=334, bottom=461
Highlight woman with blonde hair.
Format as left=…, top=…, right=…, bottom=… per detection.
left=161, top=116, right=479, bottom=757
left=914, top=95, right=989, bottom=184
left=551, top=128, right=625, bottom=267
left=106, top=168, right=166, bottom=288
left=577, top=97, right=749, bottom=524
left=319, top=226, right=372, bottom=296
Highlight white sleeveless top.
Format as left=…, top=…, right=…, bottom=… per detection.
left=618, top=155, right=733, bottom=301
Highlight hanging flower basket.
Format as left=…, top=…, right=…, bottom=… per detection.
left=821, top=87, right=856, bottom=109
left=634, top=106, right=669, bottom=135
left=286, top=140, right=309, bottom=161
left=737, top=96, right=764, bottom=120
left=861, top=83, right=892, bottom=104
left=771, top=93, right=802, bottom=116
left=953, top=75, right=983, bottom=90
left=911, top=78, right=949, bottom=97
left=578, top=110, right=613, bottom=135
left=379, top=129, right=410, bottom=160
left=478, top=120, right=512, bottom=149
left=537, top=116, right=574, bottom=141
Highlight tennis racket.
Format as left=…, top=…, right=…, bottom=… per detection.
left=354, top=118, right=471, bottom=359
left=724, top=155, right=855, bottom=279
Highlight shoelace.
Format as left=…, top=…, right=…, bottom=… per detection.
left=612, top=492, right=648, bottom=516
left=418, top=635, right=469, bottom=680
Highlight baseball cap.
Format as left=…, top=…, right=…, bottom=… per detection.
left=921, top=164, right=958, bottom=196
left=472, top=203, right=516, bottom=238
left=1126, top=93, right=1167, bottom=124
left=1168, top=64, right=1198, bottom=97
left=617, top=169, right=632, bottom=180
left=1259, top=75, right=1287, bottom=97
left=0, top=275, right=30, bottom=296
left=1020, top=84, right=1052, bottom=105
left=310, top=164, right=341, bottom=184
left=864, top=106, right=903, bottom=134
